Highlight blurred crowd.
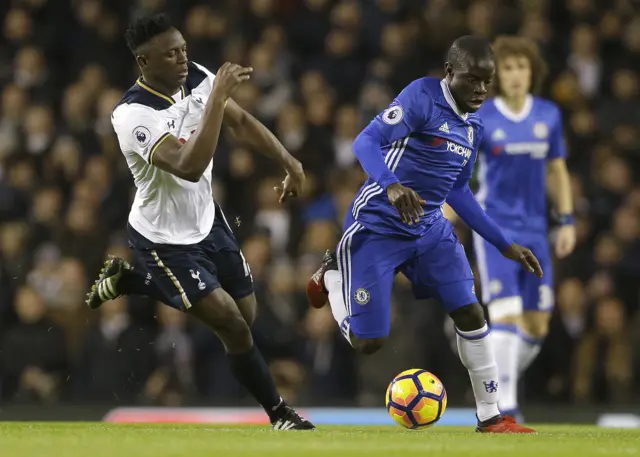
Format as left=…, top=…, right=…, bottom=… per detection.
left=0, top=0, right=639, bottom=409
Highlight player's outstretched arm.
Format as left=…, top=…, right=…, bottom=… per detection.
left=223, top=99, right=304, bottom=203
left=151, top=63, right=253, bottom=182
left=447, top=184, right=543, bottom=277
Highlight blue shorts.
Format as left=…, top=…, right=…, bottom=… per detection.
left=472, top=230, right=553, bottom=315
left=128, top=203, right=254, bottom=312
left=338, top=215, right=477, bottom=339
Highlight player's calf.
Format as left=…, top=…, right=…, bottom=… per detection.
left=306, top=250, right=338, bottom=309
left=190, top=288, right=315, bottom=430
left=450, top=302, right=502, bottom=422
left=189, top=288, right=253, bottom=353
left=518, top=311, right=551, bottom=374
left=449, top=302, right=533, bottom=431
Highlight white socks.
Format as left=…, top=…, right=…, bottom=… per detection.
left=323, top=270, right=352, bottom=345
left=518, top=334, right=543, bottom=373
left=490, top=324, right=520, bottom=414
left=490, top=322, right=545, bottom=415
left=455, top=323, right=501, bottom=422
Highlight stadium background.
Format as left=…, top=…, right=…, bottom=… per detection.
left=0, top=0, right=639, bottom=421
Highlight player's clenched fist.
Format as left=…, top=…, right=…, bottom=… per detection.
left=386, top=182, right=426, bottom=225
left=502, top=243, right=544, bottom=278
left=213, top=62, right=253, bottom=98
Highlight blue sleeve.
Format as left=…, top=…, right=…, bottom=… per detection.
left=447, top=184, right=513, bottom=252
left=374, top=81, right=433, bottom=142
left=352, top=80, right=433, bottom=189
left=547, top=106, right=567, bottom=160
left=352, top=124, right=400, bottom=189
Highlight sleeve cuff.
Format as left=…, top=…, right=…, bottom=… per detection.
left=378, top=172, right=399, bottom=190
left=557, top=214, right=575, bottom=225
left=148, top=132, right=172, bottom=165
left=497, top=237, right=513, bottom=253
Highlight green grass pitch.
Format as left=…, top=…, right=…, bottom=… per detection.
left=1, top=423, right=639, bottom=457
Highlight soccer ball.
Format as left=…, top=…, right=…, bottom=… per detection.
left=385, top=369, right=447, bottom=429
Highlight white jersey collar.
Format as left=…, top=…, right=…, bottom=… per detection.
left=440, top=79, right=469, bottom=121
left=494, top=95, right=533, bottom=123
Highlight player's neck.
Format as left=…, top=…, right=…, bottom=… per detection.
left=140, top=74, right=180, bottom=98
left=501, top=95, right=528, bottom=114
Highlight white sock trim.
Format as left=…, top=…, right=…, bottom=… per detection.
left=455, top=322, right=490, bottom=340
left=487, top=296, right=523, bottom=321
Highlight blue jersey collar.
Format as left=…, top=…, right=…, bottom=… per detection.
left=494, top=95, right=533, bottom=122
left=440, top=80, right=469, bottom=121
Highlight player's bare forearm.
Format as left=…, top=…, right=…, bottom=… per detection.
left=224, top=99, right=300, bottom=171
left=152, top=63, right=252, bottom=181
left=547, top=158, right=573, bottom=216
left=179, top=96, right=227, bottom=178
left=150, top=96, right=226, bottom=181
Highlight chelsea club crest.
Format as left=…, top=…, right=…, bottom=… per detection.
left=467, top=126, right=474, bottom=145
left=354, top=288, right=370, bottom=305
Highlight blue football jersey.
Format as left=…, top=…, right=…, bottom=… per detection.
left=476, top=95, right=566, bottom=233
left=353, top=77, right=483, bottom=237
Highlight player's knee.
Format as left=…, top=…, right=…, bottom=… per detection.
left=191, top=290, right=253, bottom=353
left=520, top=312, right=551, bottom=339
left=235, top=294, right=257, bottom=327
left=352, top=336, right=387, bottom=355
left=218, top=312, right=253, bottom=353
left=450, top=302, right=486, bottom=332
left=490, top=314, right=521, bottom=326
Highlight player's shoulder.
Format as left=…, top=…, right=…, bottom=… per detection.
left=113, top=61, right=212, bottom=115
left=114, top=81, right=169, bottom=112
left=531, top=96, right=562, bottom=120
left=112, top=100, right=157, bottom=127
left=382, top=78, right=438, bottom=123
left=531, top=96, right=560, bottom=111
left=186, top=61, right=213, bottom=89
left=477, top=97, right=499, bottom=117
left=398, top=77, right=439, bottom=101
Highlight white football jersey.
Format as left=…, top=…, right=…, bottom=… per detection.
left=112, top=61, right=217, bottom=245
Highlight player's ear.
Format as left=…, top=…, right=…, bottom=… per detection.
left=136, top=54, right=148, bottom=68
left=444, top=62, right=453, bottom=77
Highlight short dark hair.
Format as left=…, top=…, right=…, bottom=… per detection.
left=447, top=36, right=493, bottom=70
left=125, top=13, right=173, bottom=54
left=492, top=36, right=548, bottom=95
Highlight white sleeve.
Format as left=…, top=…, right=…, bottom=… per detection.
left=111, top=103, right=172, bottom=164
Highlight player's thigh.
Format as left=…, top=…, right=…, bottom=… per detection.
left=472, top=231, right=523, bottom=322
left=338, top=222, right=412, bottom=340
left=407, top=219, right=477, bottom=313
left=204, top=205, right=255, bottom=306
left=205, top=244, right=256, bottom=322
left=201, top=252, right=255, bottom=330
left=138, top=245, right=220, bottom=312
